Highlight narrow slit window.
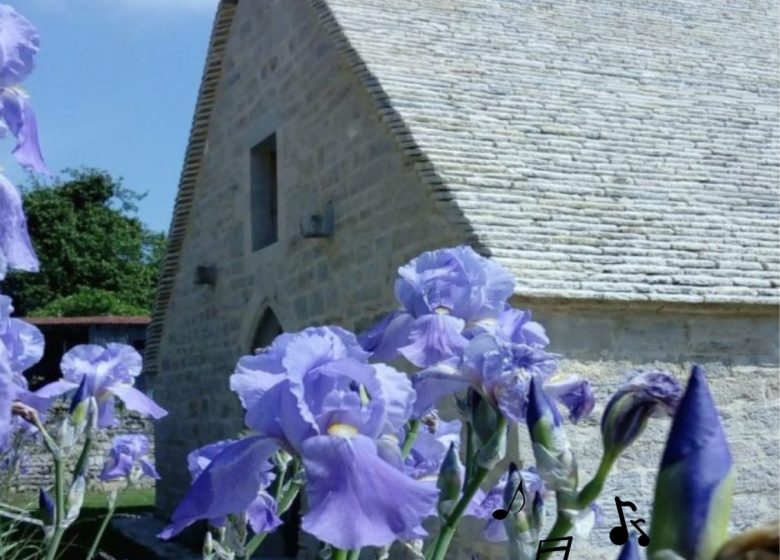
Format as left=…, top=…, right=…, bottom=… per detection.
left=250, top=134, right=278, bottom=251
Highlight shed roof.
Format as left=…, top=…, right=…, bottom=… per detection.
left=25, top=316, right=150, bottom=326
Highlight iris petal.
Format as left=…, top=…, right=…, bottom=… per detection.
left=0, top=6, right=39, bottom=87
left=0, top=375, right=16, bottom=452
left=358, top=310, right=415, bottom=363
left=0, top=174, right=38, bottom=277
left=301, top=434, right=438, bottom=549
left=158, top=436, right=279, bottom=539
left=399, top=314, right=468, bottom=367
left=0, top=89, right=48, bottom=174
left=246, top=492, right=282, bottom=534
left=111, top=385, right=167, bottom=420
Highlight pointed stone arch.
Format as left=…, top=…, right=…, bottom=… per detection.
left=250, top=307, right=283, bottom=353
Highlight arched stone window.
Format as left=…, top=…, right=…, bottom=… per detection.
left=251, top=308, right=283, bottom=353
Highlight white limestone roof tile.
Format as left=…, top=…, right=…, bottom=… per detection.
left=319, top=0, right=780, bottom=304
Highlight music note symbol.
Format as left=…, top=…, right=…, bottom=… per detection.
left=536, top=536, right=573, bottom=559
left=609, top=496, right=650, bottom=547
left=491, top=478, right=526, bottom=520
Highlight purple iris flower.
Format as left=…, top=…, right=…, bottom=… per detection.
left=0, top=294, right=43, bottom=373
left=0, top=6, right=48, bottom=175
left=0, top=175, right=38, bottom=279
left=412, top=333, right=591, bottom=424
left=36, top=343, right=167, bottom=428
left=184, top=439, right=282, bottom=535
left=0, top=5, right=39, bottom=87
left=0, top=294, right=48, bottom=419
left=359, top=246, right=515, bottom=367
left=468, top=305, right=550, bottom=348
left=99, top=434, right=159, bottom=482
left=161, top=327, right=438, bottom=550
left=648, top=366, right=734, bottom=559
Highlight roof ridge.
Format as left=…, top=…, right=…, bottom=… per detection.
left=144, top=0, right=238, bottom=377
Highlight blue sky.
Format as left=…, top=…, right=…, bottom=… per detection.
left=2, top=0, right=219, bottom=233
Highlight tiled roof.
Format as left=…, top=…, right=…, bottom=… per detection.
left=317, top=0, right=780, bottom=304
left=25, top=316, right=150, bottom=326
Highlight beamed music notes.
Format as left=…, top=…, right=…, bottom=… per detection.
left=536, top=536, right=573, bottom=559
left=609, top=496, right=650, bottom=547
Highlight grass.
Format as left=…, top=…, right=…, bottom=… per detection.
left=2, top=488, right=157, bottom=560
left=4, top=487, right=155, bottom=513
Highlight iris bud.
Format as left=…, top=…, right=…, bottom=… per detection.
left=69, top=375, right=90, bottom=425
left=526, top=376, right=576, bottom=493
left=470, top=388, right=499, bottom=444
left=437, top=442, right=462, bottom=514
left=649, top=366, right=734, bottom=560
left=601, top=371, right=681, bottom=465
left=38, top=488, right=54, bottom=527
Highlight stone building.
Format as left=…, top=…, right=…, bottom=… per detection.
left=145, top=0, right=779, bottom=557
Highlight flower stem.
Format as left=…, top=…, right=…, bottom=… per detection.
left=576, top=453, right=614, bottom=509
left=401, top=419, right=421, bottom=459
left=545, top=499, right=574, bottom=542
left=243, top=533, right=267, bottom=559
left=347, top=548, right=361, bottom=560
left=429, top=465, right=491, bottom=560
left=43, top=455, right=66, bottom=560
left=87, top=490, right=118, bottom=560
left=546, top=452, right=616, bottom=542
left=464, top=422, right=474, bottom=486
left=73, top=426, right=94, bottom=479
left=333, top=548, right=349, bottom=560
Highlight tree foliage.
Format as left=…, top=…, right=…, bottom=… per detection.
left=3, top=169, right=166, bottom=316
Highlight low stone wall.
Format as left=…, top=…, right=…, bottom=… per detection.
left=5, top=406, right=155, bottom=494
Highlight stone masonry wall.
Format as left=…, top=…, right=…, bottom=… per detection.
left=448, top=300, right=779, bottom=559
left=153, top=0, right=465, bottom=514
left=7, top=408, right=154, bottom=493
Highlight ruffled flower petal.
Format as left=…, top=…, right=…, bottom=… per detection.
left=159, top=436, right=279, bottom=539
left=545, top=374, right=595, bottom=423
left=358, top=310, right=415, bottom=363
left=0, top=174, right=38, bottom=277
left=399, top=314, right=468, bottom=367
left=0, top=89, right=48, bottom=174
left=411, top=359, right=470, bottom=418
left=0, top=6, right=39, bottom=87
left=246, top=491, right=282, bottom=535
left=301, top=434, right=438, bottom=549
left=0, top=374, right=16, bottom=452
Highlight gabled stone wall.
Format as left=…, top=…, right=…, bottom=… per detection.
left=152, top=0, right=463, bottom=514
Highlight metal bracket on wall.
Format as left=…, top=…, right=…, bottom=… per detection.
left=301, top=201, right=335, bottom=238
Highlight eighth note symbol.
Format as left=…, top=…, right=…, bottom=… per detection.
left=492, top=478, right=526, bottom=520
left=609, top=496, right=650, bottom=547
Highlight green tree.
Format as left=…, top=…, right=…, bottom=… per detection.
left=2, top=168, right=167, bottom=317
